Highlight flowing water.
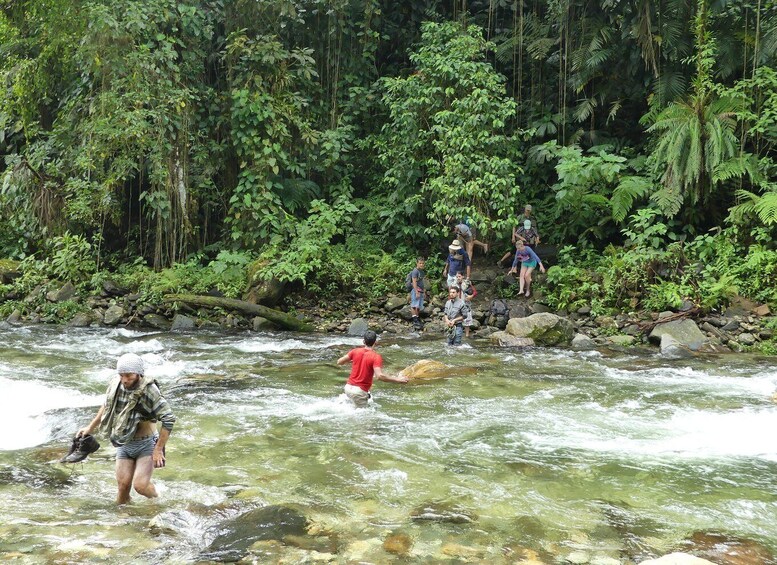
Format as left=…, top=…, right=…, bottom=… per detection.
left=1, top=324, right=776, bottom=563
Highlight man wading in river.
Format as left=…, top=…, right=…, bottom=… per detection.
left=337, top=330, right=408, bottom=407
left=77, top=353, right=176, bottom=504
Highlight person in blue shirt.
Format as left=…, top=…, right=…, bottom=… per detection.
left=442, top=239, right=471, bottom=288
left=507, top=240, right=545, bottom=297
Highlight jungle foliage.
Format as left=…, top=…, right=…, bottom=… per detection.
left=0, top=0, right=776, bottom=308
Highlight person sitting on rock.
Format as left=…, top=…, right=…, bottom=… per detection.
left=443, top=285, right=471, bottom=346
left=443, top=239, right=471, bottom=288
left=507, top=240, right=545, bottom=298
left=337, top=330, right=408, bottom=408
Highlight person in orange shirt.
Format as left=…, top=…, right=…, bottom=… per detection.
left=337, top=331, right=408, bottom=407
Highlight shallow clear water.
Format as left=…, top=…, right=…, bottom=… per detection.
left=1, top=325, right=776, bottom=563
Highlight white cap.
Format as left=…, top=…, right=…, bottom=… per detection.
left=116, top=353, right=144, bottom=376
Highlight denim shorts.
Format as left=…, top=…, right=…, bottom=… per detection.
left=116, top=434, right=158, bottom=460
left=410, top=288, right=425, bottom=310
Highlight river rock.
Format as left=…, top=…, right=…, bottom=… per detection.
left=6, top=309, right=22, bottom=325
left=103, top=304, right=124, bottom=326
left=530, top=302, right=552, bottom=313
left=143, top=313, right=170, bottom=330
left=753, top=304, right=770, bottom=317
left=348, top=317, right=370, bottom=336
left=505, top=313, right=574, bottom=346
left=383, top=532, right=413, bottom=556
left=252, top=316, right=276, bottom=331
left=46, top=282, right=76, bottom=303
left=649, top=319, right=707, bottom=351
left=640, top=553, right=714, bottom=565
left=489, top=331, right=535, bottom=347
left=68, top=312, right=93, bottom=327
left=681, top=530, right=775, bottom=565
left=571, top=333, right=596, bottom=350
left=384, top=295, right=407, bottom=312
left=398, top=359, right=449, bottom=380
left=660, top=334, right=694, bottom=359
left=201, top=505, right=309, bottom=562
left=737, top=332, right=756, bottom=346
left=607, top=335, right=635, bottom=346
left=721, top=319, right=740, bottom=332
left=101, top=279, right=128, bottom=297
left=170, top=314, right=196, bottom=331
left=149, top=509, right=201, bottom=535
left=245, top=260, right=286, bottom=307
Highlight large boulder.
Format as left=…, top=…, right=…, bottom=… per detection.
left=489, top=331, right=535, bottom=347
left=571, top=333, right=596, bottom=350
left=649, top=319, right=707, bottom=351
left=170, top=314, right=196, bottom=332
left=505, top=313, right=574, bottom=346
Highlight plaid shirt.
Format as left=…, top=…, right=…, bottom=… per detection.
left=100, top=377, right=176, bottom=446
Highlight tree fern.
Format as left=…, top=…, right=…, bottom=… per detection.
left=611, top=175, right=652, bottom=222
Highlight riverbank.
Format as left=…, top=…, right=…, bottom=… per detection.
left=1, top=256, right=774, bottom=357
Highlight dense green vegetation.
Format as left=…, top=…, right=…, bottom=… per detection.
left=1, top=0, right=775, bottom=313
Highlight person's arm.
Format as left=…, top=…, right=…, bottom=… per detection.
left=508, top=252, right=519, bottom=273
left=77, top=404, right=105, bottom=437
left=374, top=366, right=408, bottom=384
left=337, top=352, right=352, bottom=365
left=153, top=427, right=171, bottom=468
left=442, top=257, right=449, bottom=277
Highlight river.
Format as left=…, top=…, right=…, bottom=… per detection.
left=1, top=325, right=776, bottom=563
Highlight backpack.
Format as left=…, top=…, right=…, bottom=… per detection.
left=404, top=271, right=413, bottom=291
left=489, top=298, right=509, bottom=317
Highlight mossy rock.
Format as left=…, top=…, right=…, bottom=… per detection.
left=244, top=259, right=286, bottom=307
left=0, top=259, right=21, bottom=284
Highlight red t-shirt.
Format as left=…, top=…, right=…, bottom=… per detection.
left=346, top=347, right=383, bottom=392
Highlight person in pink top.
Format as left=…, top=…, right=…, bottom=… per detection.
left=336, top=330, right=408, bottom=407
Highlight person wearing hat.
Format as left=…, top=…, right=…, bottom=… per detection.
left=337, top=330, right=408, bottom=407
left=442, top=239, right=471, bottom=288
left=499, top=204, right=541, bottom=266
left=76, top=353, right=176, bottom=504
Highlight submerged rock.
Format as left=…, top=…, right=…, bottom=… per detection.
left=383, top=532, right=413, bottom=556
left=640, top=553, right=714, bottom=564
left=680, top=531, right=776, bottom=565
left=410, top=502, right=476, bottom=524
left=398, top=359, right=449, bottom=380
left=201, top=505, right=309, bottom=562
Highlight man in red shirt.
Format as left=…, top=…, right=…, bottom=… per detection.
left=337, top=330, right=408, bottom=407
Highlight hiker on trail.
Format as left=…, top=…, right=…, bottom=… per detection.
left=407, top=257, right=427, bottom=330
left=77, top=353, right=175, bottom=505
left=337, top=330, right=408, bottom=407
left=443, top=239, right=471, bottom=288
left=507, top=240, right=545, bottom=298
left=454, top=220, right=488, bottom=261
left=499, top=204, right=540, bottom=266
left=443, top=285, right=471, bottom=346
left=455, top=272, right=476, bottom=338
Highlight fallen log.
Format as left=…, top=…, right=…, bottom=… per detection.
left=164, top=294, right=314, bottom=332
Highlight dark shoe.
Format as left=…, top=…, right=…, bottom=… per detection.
left=61, top=434, right=100, bottom=463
